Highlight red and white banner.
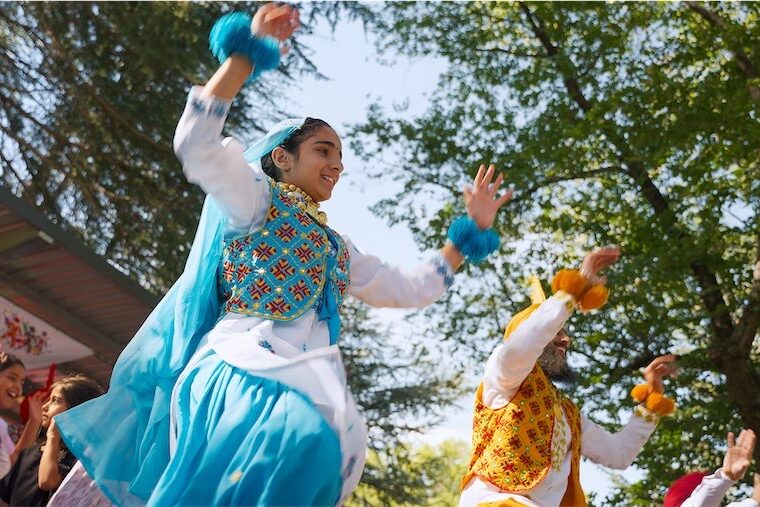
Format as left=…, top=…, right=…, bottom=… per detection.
left=0, top=296, right=92, bottom=370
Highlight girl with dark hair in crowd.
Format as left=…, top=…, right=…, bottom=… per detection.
left=0, top=353, right=46, bottom=476
left=0, top=374, right=103, bottom=506
left=0, top=353, right=25, bottom=478
left=55, top=4, right=512, bottom=506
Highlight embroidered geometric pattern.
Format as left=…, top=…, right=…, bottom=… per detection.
left=462, top=365, right=582, bottom=497
left=219, top=179, right=350, bottom=321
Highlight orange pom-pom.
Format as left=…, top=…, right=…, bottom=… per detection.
left=658, top=397, right=676, bottom=416
left=645, top=391, right=676, bottom=415
left=551, top=269, right=588, bottom=300
left=630, top=383, right=651, bottom=403
left=579, top=285, right=609, bottom=311
left=645, top=391, right=664, bottom=411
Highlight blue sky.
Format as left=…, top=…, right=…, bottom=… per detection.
left=282, top=15, right=642, bottom=503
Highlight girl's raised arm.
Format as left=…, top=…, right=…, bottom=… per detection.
left=203, top=4, right=299, bottom=101
left=174, top=5, right=300, bottom=229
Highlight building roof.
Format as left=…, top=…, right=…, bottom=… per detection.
left=0, top=186, right=158, bottom=388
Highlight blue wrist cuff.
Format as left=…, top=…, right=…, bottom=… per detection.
left=209, top=12, right=281, bottom=83
left=447, top=216, right=500, bottom=264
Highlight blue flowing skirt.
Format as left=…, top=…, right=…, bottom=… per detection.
left=60, top=349, right=343, bottom=506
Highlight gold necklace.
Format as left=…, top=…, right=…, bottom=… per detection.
left=277, top=182, right=328, bottom=225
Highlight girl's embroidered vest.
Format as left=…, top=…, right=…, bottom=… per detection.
left=218, top=180, right=350, bottom=320
left=462, top=365, right=586, bottom=507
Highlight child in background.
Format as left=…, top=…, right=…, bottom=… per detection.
left=0, top=353, right=25, bottom=478
left=0, top=375, right=103, bottom=506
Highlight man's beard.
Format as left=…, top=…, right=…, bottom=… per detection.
left=537, top=343, right=576, bottom=385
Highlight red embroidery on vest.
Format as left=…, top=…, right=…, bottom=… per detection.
left=226, top=295, right=248, bottom=311
left=248, top=280, right=271, bottom=300
left=275, top=223, right=297, bottom=242
left=267, top=206, right=280, bottom=221
left=235, top=264, right=252, bottom=282
left=265, top=296, right=291, bottom=316
left=289, top=280, right=311, bottom=301
left=295, top=212, right=312, bottom=227
left=229, top=236, right=252, bottom=251
left=222, top=261, right=234, bottom=282
left=293, top=244, right=313, bottom=263
left=306, top=265, right=323, bottom=284
left=270, top=259, right=295, bottom=281
left=337, top=279, right=348, bottom=296
left=254, top=243, right=276, bottom=261
left=308, top=230, right=325, bottom=248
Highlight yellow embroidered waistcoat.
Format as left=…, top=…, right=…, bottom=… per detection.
left=462, top=365, right=586, bottom=507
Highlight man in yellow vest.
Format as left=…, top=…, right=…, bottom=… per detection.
left=460, top=246, right=677, bottom=507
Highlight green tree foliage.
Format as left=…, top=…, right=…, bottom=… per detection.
left=351, top=2, right=759, bottom=504
left=341, top=299, right=464, bottom=503
left=347, top=438, right=469, bottom=507
left=0, top=1, right=328, bottom=291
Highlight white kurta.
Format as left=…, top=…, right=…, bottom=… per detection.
left=173, top=87, right=454, bottom=502
left=460, top=294, right=658, bottom=507
left=680, top=469, right=759, bottom=507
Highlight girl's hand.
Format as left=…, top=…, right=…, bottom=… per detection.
left=464, top=164, right=513, bottom=230
left=27, top=391, right=48, bottom=424
left=46, top=418, right=60, bottom=443
left=252, top=3, right=300, bottom=53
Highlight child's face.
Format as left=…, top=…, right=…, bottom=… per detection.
left=279, top=126, right=343, bottom=202
left=0, top=364, right=24, bottom=410
left=41, top=386, right=69, bottom=428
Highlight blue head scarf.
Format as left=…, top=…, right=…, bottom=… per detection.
left=56, top=118, right=307, bottom=505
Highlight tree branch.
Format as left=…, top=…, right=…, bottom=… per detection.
left=685, top=1, right=760, bottom=101
left=0, top=136, right=29, bottom=189
left=607, top=351, right=659, bottom=384
left=475, top=47, right=549, bottom=59
left=518, top=2, right=592, bottom=113
left=36, top=19, right=174, bottom=157
left=519, top=5, right=737, bottom=347
left=511, top=166, right=619, bottom=204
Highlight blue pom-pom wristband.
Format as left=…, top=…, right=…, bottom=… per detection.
left=447, top=216, right=500, bottom=263
left=209, top=12, right=281, bottom=83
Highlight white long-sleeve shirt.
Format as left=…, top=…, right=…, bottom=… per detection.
left=173, top=86, right=454, bottom=362
left=680, top=468, right=759, bottom=507
left=460, top=294, right=658, bottom=507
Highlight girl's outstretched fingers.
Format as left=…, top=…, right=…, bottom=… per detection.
left=465, top=163, right=513, bottom=230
